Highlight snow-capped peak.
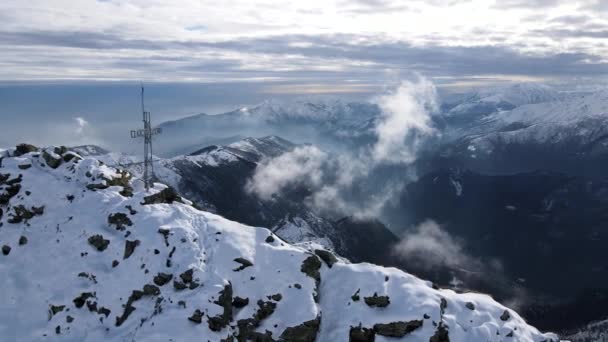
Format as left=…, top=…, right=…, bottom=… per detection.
left=0, top=144, right=559, bottom=341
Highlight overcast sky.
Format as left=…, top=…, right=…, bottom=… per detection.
left=1, top=0, right=607, bottom=91
left=1, top=0, right=607, bottom=149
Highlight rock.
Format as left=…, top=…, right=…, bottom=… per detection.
left=364, top=293, right=390, bottom=308
left=14, top=143, right=39, bottom=156
left=142, top=187, right=182, bottom=205
left=349, top=325, right=375, bottom=342
left=62, top=152, right=81, bottom=163
left=98, top=307, right=111, bottom=317
left=500, top=310, right=511, bottom=321
left=179, top=269, right=194, bottom=283
left=143, top=284, right=161, bottom=296
left=314, top=249, right=338, bottom=268
left=300, top=255, right=322, bottom=282
left=2, top=245, right=11, bottom=255
left=73, top=292, right=95, bottom=308
left=42, top=150, right=62, bottom=169
left=233, top=257, right=253, bottom=271
left=8, top=205, right=43, bottom=224
left=49, top=305, right=65, bottom=318
left=106, top=170, right=133, bottom=197
left=87, top=235, right=110, bottom=252
left=18, top=164, right=31, bottom=170
left=232, top=296, right=249, bottom=308
left=108, top=213, right=132, bottom=231
left=112, top=260, right=119, bottom=267
left=280, top=316, right=321, bottom=342
left=465, top=302, right=475, bottom=311
left=208, top=283, right=233, bottom=331
left=123, top=239, right=140, bottom=259
left=66, top=315, right=74, bottom=323
left=173, top=280, right=187, bottom=290
left=373, top=320, right=423, bottom=337
left=351, top=289, right=360, bottom=302
left=294, top=283, right=302, bottom=290
left=153, top=272, right=173, bottom=286
left=18, top=236, right=27, bottom=245
left=265, top=235, right=275, bottom=243
left=254, top=300, right=276, bottom=322
left=430, top=324, right=450, bottom=342
left=270, top=293, right=282, bottom=302
left=188, top=309, right=204, bottom=324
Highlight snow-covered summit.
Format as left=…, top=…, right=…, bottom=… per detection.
left=0, top=144, right=559, bottom=341
left=443, top=83, right=561, bottom=117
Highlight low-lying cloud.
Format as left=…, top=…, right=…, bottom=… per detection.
left=246, top=76, right=438, bottom=218
left=391, top=220, right=482, bottom=270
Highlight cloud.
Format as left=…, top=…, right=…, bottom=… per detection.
left=74, top=117, right=88, bottom=135
left=392, top=220, right=483, bottom=270
left=245, top=145, right=328, bottom=200
left=246, top=77, right=437, bottom=218
left=372, top=77, right=438, bottom=164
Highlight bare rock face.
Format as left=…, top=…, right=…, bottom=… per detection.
left=279, top=316, right=321, bottom=342
left=349, top=325, right=375, bottom=342
left=373, top=320, right=423, bottom=337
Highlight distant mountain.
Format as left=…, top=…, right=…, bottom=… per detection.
left=1, top=145, right=559, bottom=341
left=155, top=98, right=381, bottom=156
left=441, top=83, right=561, bottom=119
left=429, top=88, right=608, bottom=176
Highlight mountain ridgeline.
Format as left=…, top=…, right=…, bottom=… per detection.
left=0, top=145, right=559, bottom=341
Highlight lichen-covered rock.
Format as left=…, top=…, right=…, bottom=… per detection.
left=300, top=255, right=321, bottom=282
left=42, top=150, right=62, bottom=169
left=14, top=143, right=39, bottom=156
left=314, top=249, right=338, bottom=268
left=7, top=205, right=44, bottom=224
left=349, top=325, right=375, bottom=342
left=142, top=187, right=182, bottom=205
left=373, top=320, right=423, bottom=337
left=153, top=273, right=173, bottom=286
left=364, top=293, right=390, bottom=308
left=279, top=316, right=321, bottom=342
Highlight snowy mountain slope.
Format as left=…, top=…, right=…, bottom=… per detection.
left=430, top=88, right=608, bottom=176
left=0, top=144, right=559, bottom=341
left=69, top=138, right=361, bottom=258
left=155, top=99, right=381, bottom=156
left=441, top=83, right=561, bottom=118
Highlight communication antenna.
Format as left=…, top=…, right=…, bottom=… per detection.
left=130, top=84, right=162, bottom=191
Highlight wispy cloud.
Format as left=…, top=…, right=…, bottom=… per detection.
left=246, top=77, right=437, bottom=218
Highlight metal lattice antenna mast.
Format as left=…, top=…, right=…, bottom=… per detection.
left=131, top=84, right=162, bottom=192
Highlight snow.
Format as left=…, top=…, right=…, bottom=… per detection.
left=0, top=148, right=559, bottom=341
